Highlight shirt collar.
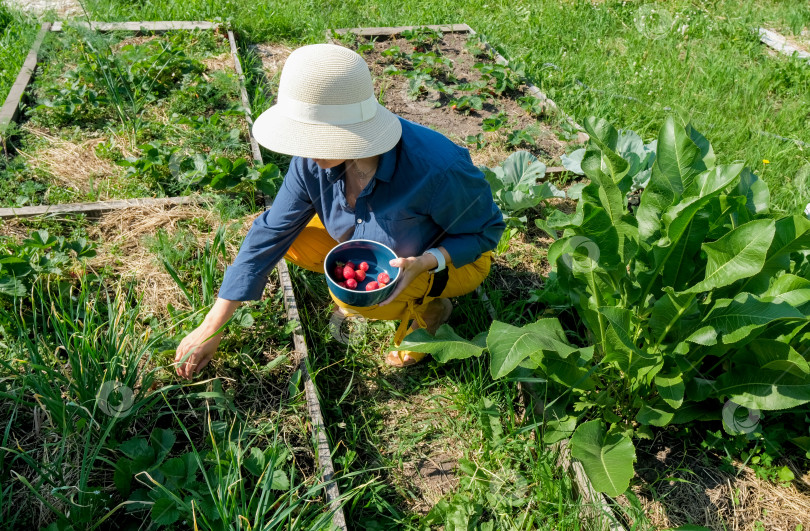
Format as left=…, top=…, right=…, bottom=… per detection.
left=322, top=142, right=398, bottom=184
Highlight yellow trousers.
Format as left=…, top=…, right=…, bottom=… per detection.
left=284, top=215, right=491, bottom=344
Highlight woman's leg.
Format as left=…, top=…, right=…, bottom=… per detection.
left=283, top=215, right=338, bottom=272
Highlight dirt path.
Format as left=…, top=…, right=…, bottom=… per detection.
left=3, top=0, right=83, bottom=17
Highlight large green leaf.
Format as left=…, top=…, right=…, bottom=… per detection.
left=529, top=347, right=596, bottom=390
left=636, top=399, right=675, bottom=426
left=638, top=164, right=742, bottom=296
left=401, top=325, right=486, bottom=363
left=570, top=420, right=636, bottom=497
left=649, top=287, right=700, bottom=345
left=582, top=117, right=631, bottom=190
left=487, top=319, right=576, bottom=379
left=715, top=367, right=810, bottom=410
left=683, top=219, right=775, bottom=294
left=686, top=123, right=716, bottom=169
left=637, top=116, right=706, bottom=243
left=736, top=168, right=769, bottom=216
left=762, top=274, right=810, bottom=314
left=685, top=293, right=804, bottom=347
left=655, top=371, right=686, bottom=409
left=733, top=339, right=809, bottom=378
left=742, top=216, right=810, bottom=294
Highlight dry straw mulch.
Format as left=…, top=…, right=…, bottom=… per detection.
left=16, top=126, right=117, bottom=195
left=87, top=202, right=258, bottom=316
left=617, top=437, right=810, bottom=531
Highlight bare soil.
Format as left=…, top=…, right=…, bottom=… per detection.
left=350, top=33, right=569, bottom=166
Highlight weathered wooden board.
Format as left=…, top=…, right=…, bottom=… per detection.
left=0, top=196, right=206, bottom=219
left=330, top=23, right=473, bottom=37
left=0, top=23, right=51, bottom=132
left=230, top=31, right=348, bottom=531
left=50, top=20, right=220, bottom=32
left=556, top=440, right=627, bottom=531
left=759, top=27, right=810, bottom=62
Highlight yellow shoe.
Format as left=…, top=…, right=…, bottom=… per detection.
left=385, top=350, right=427, bottom=367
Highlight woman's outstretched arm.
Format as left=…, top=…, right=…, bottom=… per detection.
left=174, top=298, right=242, bottom=379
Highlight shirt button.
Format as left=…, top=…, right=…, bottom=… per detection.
left=356, top=218, right=363, bottom=224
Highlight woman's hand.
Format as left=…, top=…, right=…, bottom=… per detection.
left=379, top=247, right=450, bottom=306
left=174, top=298, right=241, bottom=379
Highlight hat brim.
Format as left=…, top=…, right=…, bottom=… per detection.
left=252, top=102, right=402, bottom=160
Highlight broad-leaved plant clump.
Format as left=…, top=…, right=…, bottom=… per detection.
left=403, top=116, right=810, bottom=496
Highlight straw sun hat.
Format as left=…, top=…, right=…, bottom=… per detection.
left=252, top=44, right=402, bottom=160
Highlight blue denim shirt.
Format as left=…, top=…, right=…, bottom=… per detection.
left=218, top=117, right=505, bottom=301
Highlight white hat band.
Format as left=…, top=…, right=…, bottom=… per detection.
left=278, top=95, right=378, bottom=125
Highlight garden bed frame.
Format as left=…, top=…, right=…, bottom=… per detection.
left=0, top=20, right=347, bottom=530
left=758, top=27, right=810, bottom=63
left=330, top=23, right=621, bottom=530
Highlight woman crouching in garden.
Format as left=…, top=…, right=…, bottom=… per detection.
left=174, top=43, right=504, bottom=378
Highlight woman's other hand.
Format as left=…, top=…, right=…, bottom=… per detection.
left=175, top=298, right=241, bottom=379
left=379, top=247, right=450, bottom=306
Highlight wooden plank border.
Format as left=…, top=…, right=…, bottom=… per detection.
left=50, top=20, right=220, bottom=32
left=227, top=31, right=349, bottom=531
left=0, top=196, right=206, bottom=219
left=327, top=23, right=586, bottom=136
left=758, top=27, right=810, bottom=63
left=0, top=23, right=51, bottom=133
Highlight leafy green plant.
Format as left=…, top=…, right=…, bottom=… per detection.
left=480, top=151, right=565, bottom=226
left=506, top=128, right=535, bottom=148
left=0, top=280, right=177, bottom=528
left=465, top=132, right=486, bottom=150
left=448, top=94, right=484, bottom=113
left=400, top=26, right=443, bottom=52
left=404, top=117, right=810, bottom=496
left=381, top=45, right=408, bottom=62
left=518, top=95, right=545, bottom=116
left=0, top=229, right=95, bottom=297
left=474, top=62, right=524, bottom=95
left=464, top=33, right=492, bottom=59
left=482, top=112, right=508, bottom=132
left=113, top=410, right=351, bottom=530
left=118, top=142, right=280, bottom=197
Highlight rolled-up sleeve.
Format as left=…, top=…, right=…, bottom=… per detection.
left=428, top=156, right=505, bottom=267
left=218, top=158, right=315, bottom=301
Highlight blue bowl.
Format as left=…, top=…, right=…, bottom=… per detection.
left=324, top=239, right=400, bottom=307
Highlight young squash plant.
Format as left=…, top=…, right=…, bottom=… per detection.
left=403, top=116, right=810, bottom=497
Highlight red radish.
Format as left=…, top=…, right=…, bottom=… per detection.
left=355, top=269, right=366, bottom=281
left=359, top=261, right=369, bottom=272
left=334, top=266, right=344, bottom=280
left=343, top=266, right=355, bottom=280
left=365, top=281, right=379, bottom=291
left=337, top=281, right=347, bottom=288
left=345, top=278, right=358, bottom=289
left=378, top=281, right=387, bottom=287
left=345, top=261, right=356, bottom=270
left=377, top=271, right=390, bottom=284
